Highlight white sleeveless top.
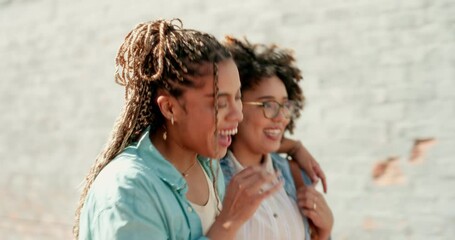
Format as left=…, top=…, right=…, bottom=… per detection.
left=189, top=161, right=220, bottom=234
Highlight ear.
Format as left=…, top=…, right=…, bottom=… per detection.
left=156, top=95, right=175, bottom=122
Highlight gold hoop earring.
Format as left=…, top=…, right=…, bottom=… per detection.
left=163, top=131, right=167, bottom=140
left=171, top=116, right=174, bottom=125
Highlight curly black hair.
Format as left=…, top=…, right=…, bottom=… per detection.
left=223, top=36, right=305, bottom=133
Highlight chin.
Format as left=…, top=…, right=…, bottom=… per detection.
left=202, top=147, right=227, bottom=160
left=266, top=143, right=281, bottom=153
left=214, top=148, right=228, bottom=159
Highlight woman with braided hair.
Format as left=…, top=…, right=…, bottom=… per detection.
left=220, top=37, right=334, bottom=240
left=74, top=19, right=283, bottom=240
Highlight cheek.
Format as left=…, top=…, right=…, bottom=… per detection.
left=184, top=108, right=215, bottom=135
left=199, top=115, right=216, bottom=134
left=241, top=112, right=267, bottom=133
left=284, top=118, right=291, bottom=127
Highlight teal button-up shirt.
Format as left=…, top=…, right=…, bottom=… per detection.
left=78, top=128, right=225, bottom=240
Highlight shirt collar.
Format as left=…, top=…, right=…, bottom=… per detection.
left=124, top=127, right=190, bottom=194
left=227, top=151, right=274, bottom=173
left=124, top=127, right=215, bottom=195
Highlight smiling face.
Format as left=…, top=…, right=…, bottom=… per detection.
left=172, top=59, right=243, bottom=159
left=235, top=75, right=290, bottom=155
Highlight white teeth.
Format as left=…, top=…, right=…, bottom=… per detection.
left=264, top=129, right=281, bottom=136
left=219, top=128, right=238, bottom=136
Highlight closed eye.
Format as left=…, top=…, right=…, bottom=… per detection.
left=217, top=97, right=228, bottom=108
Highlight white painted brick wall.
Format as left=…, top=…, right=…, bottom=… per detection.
left=1, top=0, right=454, bottom=239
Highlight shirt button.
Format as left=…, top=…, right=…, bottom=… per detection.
left=187, top=206, right=193, bottom=212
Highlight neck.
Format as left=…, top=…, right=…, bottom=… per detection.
left=151, top=128, right=197, bottom=174
left=230, top=140, right=264, bottom=168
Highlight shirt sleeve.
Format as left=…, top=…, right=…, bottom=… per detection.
left=85, top=171, right=213, bottom=240
left=91, top=200, right=168, bottom=240
left=91, top=202, right=212, bottom=240
left=80, top=160, right=169, bottom=239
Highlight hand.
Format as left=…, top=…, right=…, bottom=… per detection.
left=281, top=138, right=328, bottom=193
left=207, top=166, right=283, bottom=239
left=221, top=166, right=283, bottom=224
left=302, top=152, right=327, bottom=194
left=297, top=184, right=333, bottom=240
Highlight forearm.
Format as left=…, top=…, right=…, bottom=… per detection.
left=279, top=138, right=314, bottom=164
left=277, top=137, right=302, bottom=157
left=205, top=216, right=242, bottom=240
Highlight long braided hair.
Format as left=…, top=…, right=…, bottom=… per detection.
left=73, top=19, right=230, bottom=238
left=223, top=36, right=304, bottom=133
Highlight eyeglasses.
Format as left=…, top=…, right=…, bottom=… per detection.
left=243, top=100, right=298, bottom=119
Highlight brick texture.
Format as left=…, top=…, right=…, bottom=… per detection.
left=1, top=0, right=454, bottom=239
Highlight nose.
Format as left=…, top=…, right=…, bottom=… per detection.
left=228, top=100, right=243, bottom=123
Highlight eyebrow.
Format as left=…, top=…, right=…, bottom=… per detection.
left=217, top=93, right=231, bottom=98
left=204, top=93, right=230, bottom=98
left=204, top=89, right=241, bottom=98
left=256, top=96, right=289, bottom=101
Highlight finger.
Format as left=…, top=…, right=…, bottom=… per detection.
left=296, top=184, right=316, bottom=202
left=242, top=170, right=280, bottom=195
left=313, top=164, right=328, bottom=193
left=303, top=209, right=331, bottom=230
left=296, top=185, right=310, bottom=201
left=298, top=193, right=317, bottom=210
left=229, top=166, right=266, bottom=192
left=232, top=180, right=283, bottom=221
left=227, top=168, right=251, bottom=192
left=301, top=209, right=319, bottom=223
left=305, top=161, right=318, bottom=183
left=302, top=210, right=325, bottom=229
left=241, top=179, right=283, bottom=213
left=303, top=190, right=320, bottom=209
left=297, top=189, right=305, bottom=201
left=230, top=167, right=278, bottom=195
left=257, top=180, right=283, bottom=200
left=233, top=166, right=261, bottom=180
left=296, top=185, right=309, bottom=199
left=225, top=167, right=262, bottom=204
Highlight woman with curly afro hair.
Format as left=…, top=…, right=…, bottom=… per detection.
left=220, top=36, right=334, bottom=240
